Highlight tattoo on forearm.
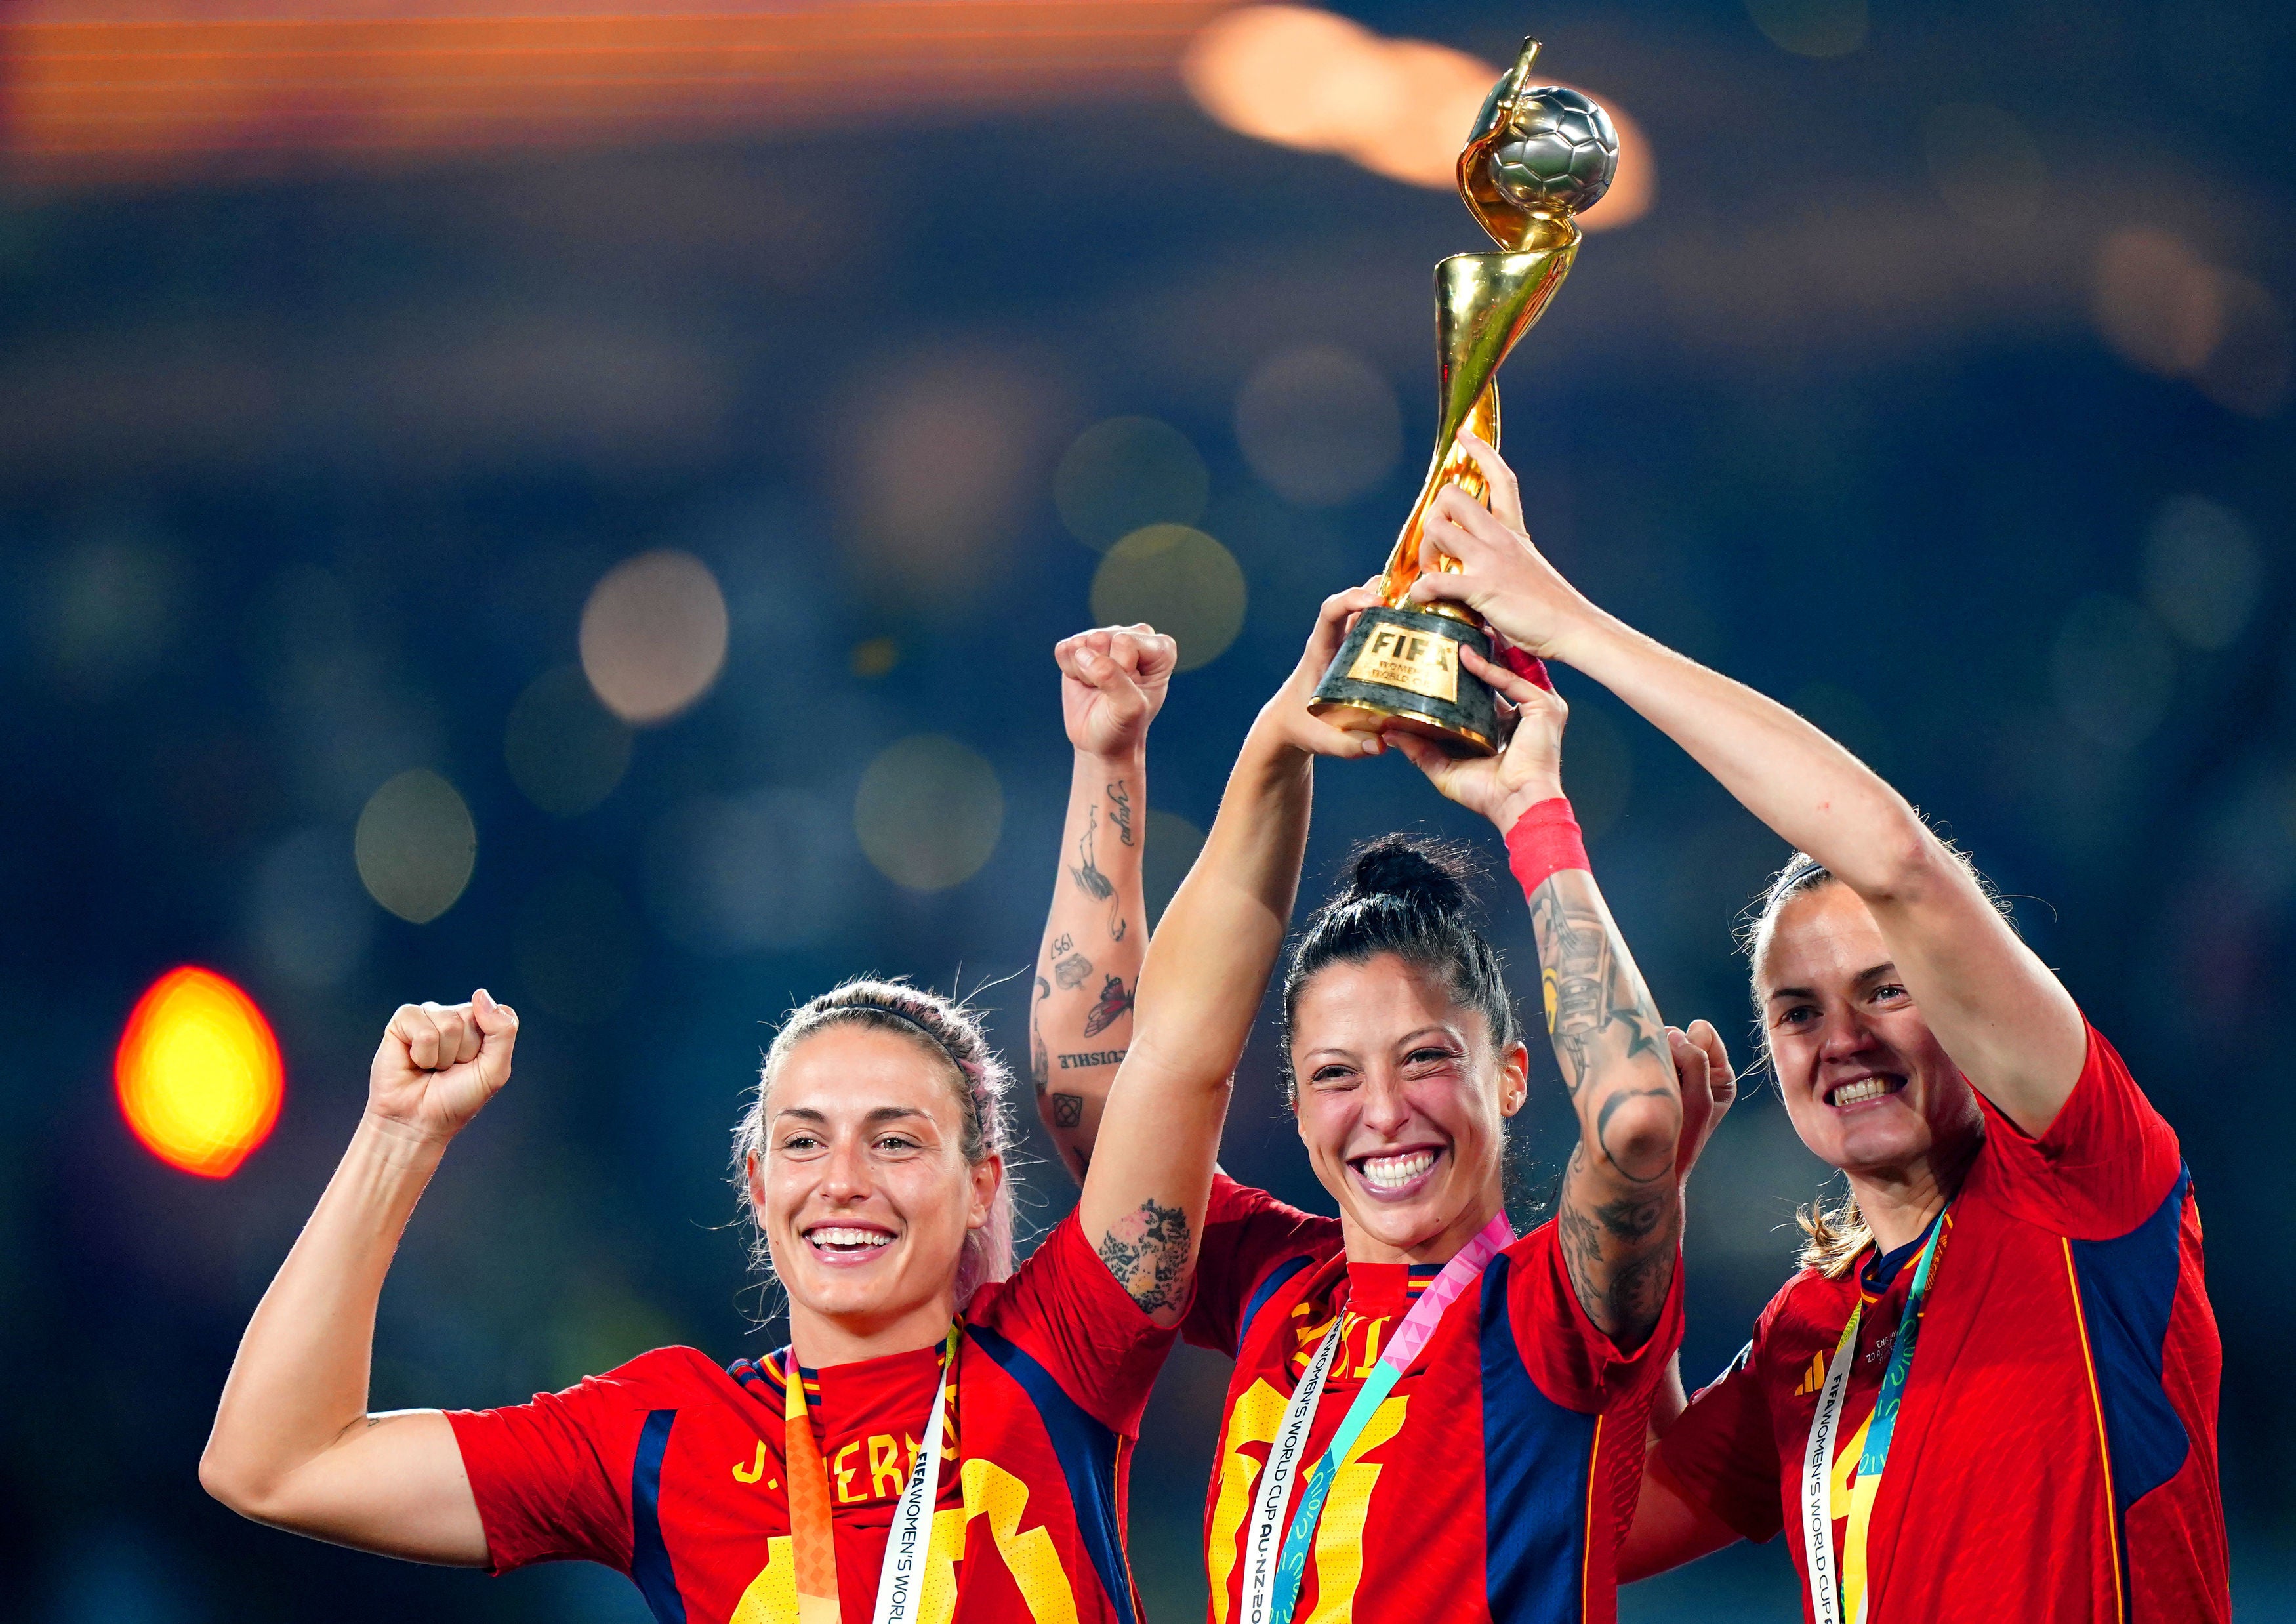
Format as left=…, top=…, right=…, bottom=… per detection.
left=1054, top=952, right=1092, bottom=990
left=1068, top=805, right=1123, bottom=936
left=1052, top=934, right=1072, bottom=956
left=1030, top=977, right=1052, bottom=1095
left=1070, top=807, right=1113, bottom=901
left=1058, top=1049, right=1125, bottom=1068
left=1096, top=1197, right=1191, bottom=1315
left=1052, top=1093, right=1084, bottom=1128
left=1083, top=974, right=1134, bottom=1038
left=1530, top=886, right=1665, bottom=1097
left=1109, top=780, right=1135, bottom=846
left=1556, top=1145, right=1677, bottom=1346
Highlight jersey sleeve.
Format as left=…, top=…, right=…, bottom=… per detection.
left=445, top=1348, right=702, bottom=1573
left=1504, top=1220, right=1685, bottom=1413
left=1651, top=1335, right=1785, bottom=1545
left=1969, top=1020, right=2183, bottom=1241
left=1180, top=1173, right=1340, bottom=1358
left=967, top=1209, right=1178, bottom=1437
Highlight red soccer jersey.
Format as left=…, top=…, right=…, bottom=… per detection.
left=447, top=1211, right=1174, bottom=1624
left=1654, top=1022, right=2226, bottom=1623
left=1185, top=1175, right=1683, bottom=1624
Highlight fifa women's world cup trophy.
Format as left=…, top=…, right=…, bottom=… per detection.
left=1310, top=37, right=1618, bottom=754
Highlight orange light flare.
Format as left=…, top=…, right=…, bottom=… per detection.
left=115, top=966, right=285, bottom=1179
left=1182, top=4, right=1654, bottom=229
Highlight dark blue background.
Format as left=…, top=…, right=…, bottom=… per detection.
left=3, top=3, right=2290, bottom=1619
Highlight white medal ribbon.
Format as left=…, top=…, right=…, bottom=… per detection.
left=869, top=1341, right=956, bottom=1624
left=1799, top=1310, right=1862, bottom=1624
left=1239, top=1312, right=1347, bottom=1624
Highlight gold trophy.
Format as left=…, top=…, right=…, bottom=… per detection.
left=1311, top=38, right=1619, bottom=755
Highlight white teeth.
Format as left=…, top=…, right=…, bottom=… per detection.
left=808, top=1227, right=892, bottom=1250
left=1361, top=1150, right=1436, bottom=1190
left=1830, top=1077, right=1901, bottom=1107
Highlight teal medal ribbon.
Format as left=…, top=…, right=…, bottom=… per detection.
left=1246, top=1211, right=1512, bottom=1624
left=1799, top=1205, right=1951, bottom=1624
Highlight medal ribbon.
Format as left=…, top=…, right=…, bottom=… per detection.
left=784, top=1322, right=960, bottom=1624
left=1799, top=1210, right=1950, bottom=1624
left=1244, top=1210, right=1513, bottom=1624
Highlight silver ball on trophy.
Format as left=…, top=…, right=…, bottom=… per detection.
left=1488, top=86, right=1618, bottom=215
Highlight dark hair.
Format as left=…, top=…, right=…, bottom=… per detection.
left=1277, top=835, right=1520, bottom=1102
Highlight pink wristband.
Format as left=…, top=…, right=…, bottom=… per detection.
left=1506, top=797, right=1589, bottom=894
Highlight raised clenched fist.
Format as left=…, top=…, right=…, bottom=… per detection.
left=1055, top=624, right=1178, bottom=759
left=367, top=988, right=519, bottom=1144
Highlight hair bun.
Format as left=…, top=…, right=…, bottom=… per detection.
left=1345, top=835, right=1474, bottom=916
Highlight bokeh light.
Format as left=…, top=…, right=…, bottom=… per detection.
left=1922, top=104, right=2045, bottom=230
left=1181, top=7, right=1652, bottom=228
left=115, top=967, right=283, bottom=1179
left=2051, top=594, right=2175, bottom=749
left=354, top=768, right=477, bottom=924
left=1054, top=417, right=1210, bottom=551
left=842, top=348, right=1057, bottom=607
left=2093, top=229, right=2226, bottom=377
left=1090, top=526, right=1248, bottom=672
left=505, top=665, right=634, bottom=817
left=1745, top=0, right=1868, bottom=58
left=854, top=736, right=1004, bottom=892
left=1142, top=810, right=1206, bottom=924
left=1235, top=345, right=1401, bottom=507
left=2092, top=230, right=2291, bottom=415
left=2143, top=496, right=2262, bottom=651
left=579, top=550, right=729, bottom=725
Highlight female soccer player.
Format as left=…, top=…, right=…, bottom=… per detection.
left=195, top=627, right=1305, bottom=1623
left=1033, top=591, right=1736, bottom=1624
left=1411, top=431, right=2228, bottom=1623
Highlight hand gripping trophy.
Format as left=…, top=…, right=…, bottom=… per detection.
left=1311, top=38, right=1618, bottom=754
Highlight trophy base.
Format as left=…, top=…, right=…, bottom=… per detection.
left=1310, top=606, right=1498, bottom=757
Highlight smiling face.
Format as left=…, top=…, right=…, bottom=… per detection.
left=1756, top=883, right=1981, bottom=1179
left=745, top=1024, right=1000, bottom=1362
left=1289, top=953, right=1527, bottom=1264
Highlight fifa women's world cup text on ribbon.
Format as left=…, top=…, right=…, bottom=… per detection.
left=1242, top=1211, right=1515, bottom=1624
left=787, top=1320, right=960, bottom=1624
left=1799, top=1213, right=1952, bottom=1624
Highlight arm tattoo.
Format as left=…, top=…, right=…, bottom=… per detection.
left=1530, top=886, right=1664, bottom=1097
left=1108, top=780, right=1135, bottom=846
left=1082, top=974, right=1134, bottom=1037
left=1030, top=978, right=1052, bottom=1095
left=1069, top=806, right=1113, bottom=901
left=1068, top=805, right=1122, bottom=935
left=1052, top=1093, right=1084, bottom=1128
left=1555, top=1144, right=1677, bottom=1348
left=1096, top=1197, right=1191, bottom=1315
left=1054, top=951, right=1092, bottom=990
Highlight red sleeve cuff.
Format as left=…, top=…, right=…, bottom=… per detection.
left=1505, top=797, right=1589, bottom=896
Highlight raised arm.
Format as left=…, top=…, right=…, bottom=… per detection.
left=1413, top=433, right=2085, bottom=1135
left=1391, top=658, right=1685, bottom=1348
left=1077, top=588, right=1385, bottom=1325
left=197, top=992, right=518, bottom=1565
left=1029, top=625, right=1174, bottom=1183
